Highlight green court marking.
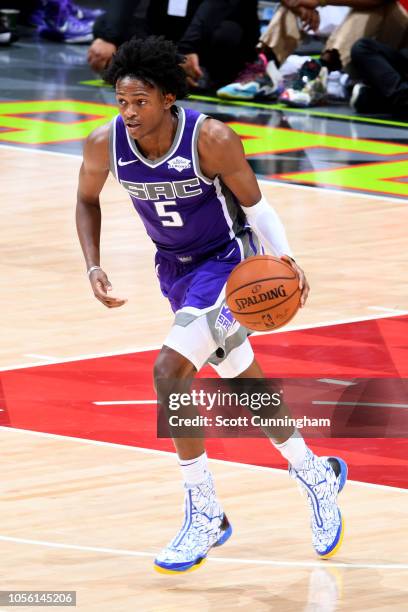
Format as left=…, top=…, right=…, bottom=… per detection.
left=190, top=94, right=408, bottom=129
left=2, top=98, right=407, bottom=198
left=77, top=81, right=408, bottom=128
left=231, top=122, right=408, bottom=196
left=229, top=122, right=408, bottom=157
left=0, top=100, right=117, bottom=144
left=279, top=160, right=408, bottom=197
left=80, top=79, right=108, bottom=87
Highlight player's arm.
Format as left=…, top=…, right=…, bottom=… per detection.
left=198, top=119, right=310, bottom=306
left=76, top=125, right=127, bottom=308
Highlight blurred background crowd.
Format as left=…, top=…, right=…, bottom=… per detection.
left=1, top=0, right=407, bottom=117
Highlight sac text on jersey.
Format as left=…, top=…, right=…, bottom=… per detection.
left=120, top=177, right=203, bottom=201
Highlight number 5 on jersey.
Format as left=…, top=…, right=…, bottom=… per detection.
left=154, top=200, right=184, bottom=227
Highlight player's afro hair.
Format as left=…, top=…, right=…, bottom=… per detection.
left=104, top=35, right=188, bottom=99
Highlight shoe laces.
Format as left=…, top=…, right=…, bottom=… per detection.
left=292, top=59, right=322, bottom=90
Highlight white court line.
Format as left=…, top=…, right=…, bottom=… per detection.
left=94, top=400, right=156, bottom=406
left=0, top=534, right=406, bottom=570
left=0, top=144, right=81, bottom=160
left=368, top=306, right=407, bottom=314
left=1, top=143, right=407, bottom=205
left=318, top=379, right=356, bottom=386
left=0, top=344, right=161, bottom=372
left=260, top=177, right=408, bottom=205
left=313, top=401, right=408, bottom=409
left=1, top=310, right=407, bottom=373
left=1, top=425, right=407, bottom=494
left=262, top=310, right=408, bottom=336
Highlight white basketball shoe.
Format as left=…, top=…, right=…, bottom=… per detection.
left=290, top=450, right=348, bottom=558
left=154, top=473, right=232, bottom=573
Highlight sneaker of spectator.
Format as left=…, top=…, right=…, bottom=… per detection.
left=349, top=83, right=371, bottom=113
left=349, top=81, right=408, bottom=116
left=216, top=52, right=282, bottom=101
left=70, top=3, right=104, bottom=21
left=0, top=8, right=19, bottom=45
left=279, top=59, right=328, bottom=107
left=29, top=0, right=102, bottom=27
left=37, top=0, right=94, bottom=43
left=0, top=20, right=18, bottom=46
left=350, top=38, right=408, bottom=117
left=327, top=70, right=351, bottom=101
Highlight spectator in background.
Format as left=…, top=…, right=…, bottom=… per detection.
left=350, top=38, right=408, bottom=117
left=88, top=0, right=260, bottom=89
left=217, top=0, right=408, bottom=107
left=0, top=0, right=101, bottom=45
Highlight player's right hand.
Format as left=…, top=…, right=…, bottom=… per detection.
left=89, top=268, right=127, bottom=308
left=280, top=256, right=310, bottom=308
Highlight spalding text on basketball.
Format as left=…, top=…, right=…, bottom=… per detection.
left=235, top=285, right=287, bottom=311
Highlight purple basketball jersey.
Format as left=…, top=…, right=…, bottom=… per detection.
left=109, top=105, right=246, bottom=261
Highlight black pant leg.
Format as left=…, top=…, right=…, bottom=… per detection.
left=196, top=0, right=259, bottom=86
left=351, top=38, right=408, bottom=110
left=201, top=21, right=250, bottom=86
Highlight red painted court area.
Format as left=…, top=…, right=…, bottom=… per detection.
left=1, top=315, right=407, bottom=488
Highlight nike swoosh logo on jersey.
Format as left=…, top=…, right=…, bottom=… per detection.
left=118, top=157, right=138, bottom=166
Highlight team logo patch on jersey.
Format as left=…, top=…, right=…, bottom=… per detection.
left=215, top=305, right=235, bottom=335
left=167, top=156, right=191, bottom=173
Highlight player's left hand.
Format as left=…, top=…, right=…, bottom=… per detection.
left=280, top=255, right=310, bottom=308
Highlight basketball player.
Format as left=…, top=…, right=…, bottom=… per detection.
left=76, top=36, right=347, bottom=574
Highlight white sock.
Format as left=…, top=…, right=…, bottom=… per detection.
left=272, top=431, right=309, bottom=470
left=178, top=452, right=209, bottom=487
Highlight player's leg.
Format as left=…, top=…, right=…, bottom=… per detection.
left=220, top=350, right=348, bottom=558
left=235, top=356, right=293, bottom=442
left=153, top=330, right=232, bottom=574
left=154, top=344, right=203, bottom=459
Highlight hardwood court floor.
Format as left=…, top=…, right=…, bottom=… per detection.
left=1, top=144, right=408, bottom=610
left=1, top=428, right=407, bottom=612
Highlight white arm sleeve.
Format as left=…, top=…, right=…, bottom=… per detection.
left=242, top=195, right=293, bottom=258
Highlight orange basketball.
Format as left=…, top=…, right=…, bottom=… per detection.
left=226, top=255, right=301, bottom=332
